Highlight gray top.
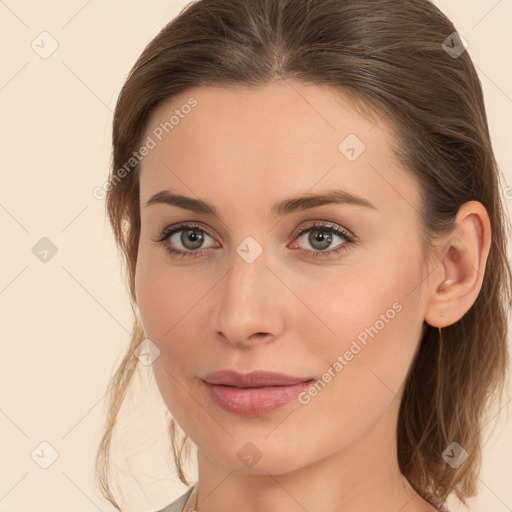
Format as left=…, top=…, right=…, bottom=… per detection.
left=154, top=486, right=195, bottom=512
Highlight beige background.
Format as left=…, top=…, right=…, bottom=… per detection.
left=1, top=1, right=511, bottom=511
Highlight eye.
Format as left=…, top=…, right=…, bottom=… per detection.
left=289, top=221, right=355, bottom=259
left=153, top=222, right=218, bottom=259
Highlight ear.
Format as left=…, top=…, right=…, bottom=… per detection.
left=424, top=200, right=492, bottom=328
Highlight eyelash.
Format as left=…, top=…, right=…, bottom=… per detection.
left=153, top=221, right=355, bottom=260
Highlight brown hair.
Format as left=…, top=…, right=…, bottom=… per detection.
left=96, top=0, right=512, bottom=509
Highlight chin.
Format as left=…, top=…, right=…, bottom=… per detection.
left=195, top=433, right=314, bottom=475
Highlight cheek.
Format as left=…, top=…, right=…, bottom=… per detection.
left=301, top=255, right=424, bottom=395
left=135, top=259, right=201, bottom=414
left=314, top=241, right=424, bottom=349
left=287, top=275, right=423, bottom=452
left=135, top=261, right=169, bottom=340
left=134, top=257, right=210, bottom=389
left=135, top=256, right=201, bottom=340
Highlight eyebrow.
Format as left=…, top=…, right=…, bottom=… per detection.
left=144, top=189, right=377, bottom=217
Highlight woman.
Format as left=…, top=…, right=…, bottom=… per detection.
left=95, top=1, right=512, bottom=511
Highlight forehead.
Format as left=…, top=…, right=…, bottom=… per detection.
left=138, top=81, right=420, bottom=219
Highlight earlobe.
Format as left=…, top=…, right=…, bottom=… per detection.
left=423, top=201, right=492, bottom=328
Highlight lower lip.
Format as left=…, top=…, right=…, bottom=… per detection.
left=203, top=380, right=312, bottom=416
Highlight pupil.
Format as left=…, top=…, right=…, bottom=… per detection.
left=310, top=229, right=331, bottom=250
left=182, top=229, right=203, bottom=249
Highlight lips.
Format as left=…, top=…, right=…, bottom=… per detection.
left=201, top=369, right=315, bottom=416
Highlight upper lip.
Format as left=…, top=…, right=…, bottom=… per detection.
left=203, top=369, right=314, bottom=388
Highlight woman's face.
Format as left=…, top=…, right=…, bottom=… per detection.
left=135, top=81, right=433, bottom=474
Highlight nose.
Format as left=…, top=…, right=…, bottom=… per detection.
left=210, top=245, right=287, bottom=347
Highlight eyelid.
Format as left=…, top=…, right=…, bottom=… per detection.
left=153, top=221, right=215, bottom=242
left=154, top=219, right=354, bottom=240
left=291, top=220, right=354, bottom=242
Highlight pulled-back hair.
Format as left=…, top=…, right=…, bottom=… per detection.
left=96, top=0, right=512, bottom=509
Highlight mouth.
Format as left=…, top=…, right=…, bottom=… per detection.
left=202, top=369, right=314, bottom=387
left=202, top=369, right=315, bottom=416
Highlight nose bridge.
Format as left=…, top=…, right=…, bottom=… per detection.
left=211, top=239, right=285, bottom=344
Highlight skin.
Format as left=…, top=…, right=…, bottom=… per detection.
left=134, top=80, right=491, bottom=512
